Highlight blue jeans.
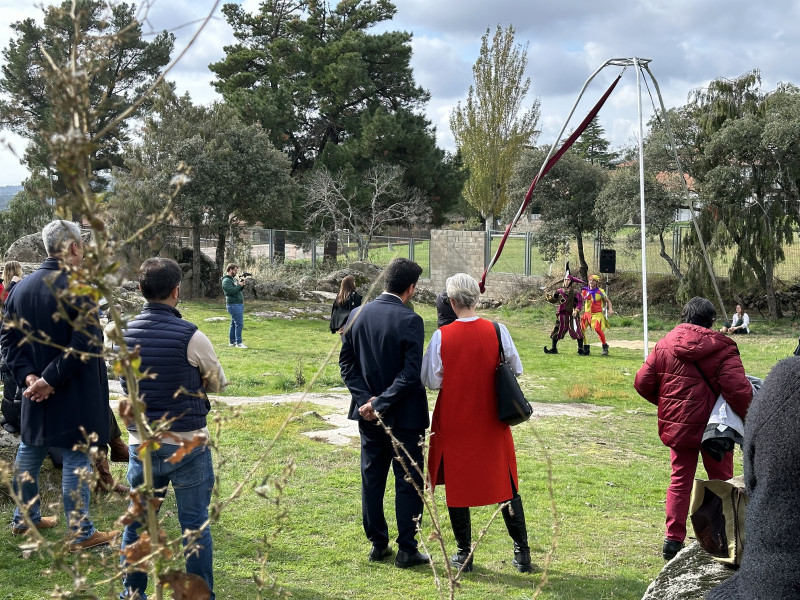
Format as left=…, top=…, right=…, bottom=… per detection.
left=120, top=443, right=215, bottom=600
left=227, top=303, right=244, bottom=345
left=12, top=442, right=96, bottom=541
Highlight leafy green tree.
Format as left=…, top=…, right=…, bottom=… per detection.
left=0, top=177, right=55, bottom=255
left=671, top=71, right=800, bottom=317
left=596, top=165, right=684, bottom=279
left=572, top=117, right=619, bottom=168
left=210, top=0, right=462, bottom=259
left=111, top=89, right=296, bottom=296
left=0, top=0, right=173, bottom=193
left=450, top=25, right=540, bottom=230
left=509, top=147, right=607, bottom=281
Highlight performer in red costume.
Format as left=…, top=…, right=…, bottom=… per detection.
left=544, top=263, right=586, bottom=355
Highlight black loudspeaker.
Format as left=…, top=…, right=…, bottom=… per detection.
left=599, top=249, right=616, bottom=274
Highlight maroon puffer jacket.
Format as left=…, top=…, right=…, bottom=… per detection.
left=634, top=323, right=752, bottom=449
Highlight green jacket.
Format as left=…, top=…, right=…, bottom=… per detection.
left=221, top=274, right=244, bottom=304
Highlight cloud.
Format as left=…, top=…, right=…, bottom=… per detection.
left=5, top=0, right=800, bottom=185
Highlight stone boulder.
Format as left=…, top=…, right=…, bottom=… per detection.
left=5, top=233, right=47, bottom=262
left=641, top=542, right=735, bottom=600
left=253, top=280, right=300, bottom=301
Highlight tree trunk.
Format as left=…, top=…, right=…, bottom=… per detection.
left=484, top=212, right=494, bottom=232
left=215, top=228, right=227, bottom=277
left=658, top=232, right=683, bottom=281
left=576, top=233, right=589, bottom=283
left=323, top=234, right=338, bottom=266
left=191, top=223, right=202, bottom=299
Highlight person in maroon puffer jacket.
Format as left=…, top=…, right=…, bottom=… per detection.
left=634, top=297, right=752, bottom=561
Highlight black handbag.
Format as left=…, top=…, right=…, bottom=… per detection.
left=492, top=322, right=532, bottom=426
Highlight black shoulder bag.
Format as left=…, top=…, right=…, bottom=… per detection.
left=492, top=322, right=532, bottom=426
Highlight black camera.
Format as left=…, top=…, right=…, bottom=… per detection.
left=239, top=272, right=252, bottom=282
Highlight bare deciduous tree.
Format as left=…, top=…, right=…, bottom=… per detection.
left=304, top=164, right=431, bottom=260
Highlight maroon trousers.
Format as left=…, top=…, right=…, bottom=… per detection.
left=666, top=446, right=733, bottom=542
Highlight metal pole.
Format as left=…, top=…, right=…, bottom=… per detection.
left=635, top=58, right=650, bottom=359
left=642, top=63, right=728, bottom=323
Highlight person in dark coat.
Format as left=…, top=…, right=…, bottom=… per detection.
left=1, top=220, right=117, bottom=549
left=706, top=356, right=800, bottom=599
left=339, top=257, right=430, bottom=569
left=329, top=275, right=362, bottom=333
left=435, top=289, right=457, bottom=328
left=634, top=297, right=752, bottom=560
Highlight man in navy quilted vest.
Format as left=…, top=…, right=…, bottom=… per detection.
left=119, top=257, right=226, bottom=600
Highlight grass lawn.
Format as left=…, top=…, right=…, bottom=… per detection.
left=0, top=295, right=794, bottom=599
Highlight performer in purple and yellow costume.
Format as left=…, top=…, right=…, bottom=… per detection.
left=544, top=264, right=586, bottom=355
left=581, top=274, right=613, bottom=356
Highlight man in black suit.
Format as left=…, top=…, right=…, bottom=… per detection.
left=339, top=258, right=430, bottom=568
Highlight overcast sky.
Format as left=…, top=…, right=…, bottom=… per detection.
left=2, top=0, right=800, bottom=186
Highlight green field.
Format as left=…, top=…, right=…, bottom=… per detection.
left=0, top=297, right=792, bottom=599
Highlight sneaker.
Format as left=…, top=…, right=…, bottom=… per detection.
left=662, top=538, right=684, bottom=560
left=70, top=529, right=120, bottom=552
left=229, top=343, right=236, bottom=347
left=236, top=343, right=247, bottom=349
left=11, top=515, right=58, bottom=535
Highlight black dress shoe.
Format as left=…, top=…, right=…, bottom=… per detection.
left=368, top=545, right=392, bottom=562
left=394, top=550, right=430, bottom=568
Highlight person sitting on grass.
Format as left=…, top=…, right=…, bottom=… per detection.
left=720, top=304, right=749, bottom=335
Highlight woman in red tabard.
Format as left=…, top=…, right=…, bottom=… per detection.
left=421, top=273, right=534, bottom=574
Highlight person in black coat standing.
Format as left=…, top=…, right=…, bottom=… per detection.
left=329, top=275, right=362, bottom=333
left=707, top=356, right=800, bottom=599
left=2, top=220, right=117, bottom=550
left=339, top=258, right=430, bottom=569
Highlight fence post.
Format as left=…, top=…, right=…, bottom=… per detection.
left=311, top=236, right=317, bottom=268
left=409, top=237, right=415, bottom=262
left=269, top=229, right=275, bottom=265
left=524, top=232, right=531, bottom=276
left=485, top=229, right=492, bottom=268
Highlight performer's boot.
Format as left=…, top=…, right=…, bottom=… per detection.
left=602, top=343, right=609, bottom=356
left=543, top=340, right=558, bottom=354
left=448, top=507, right=474, bottom=572
left=583, top=344, right=591, bottom=356
left=577, top=339, right=586, bottom=355
left=501, top=495, right=534, bottom=573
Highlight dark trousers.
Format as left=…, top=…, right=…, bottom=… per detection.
left=359, top=420, right=425, bottom=553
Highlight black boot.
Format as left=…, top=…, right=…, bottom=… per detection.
left=602, top=343, right=609, bottom=356
left=448, top=507, right=473, bottom=572
left=543, top=340, right=558, bottom=354
left=577, top=340, right=586, bottom=355
left=583, top=344, right=591, bottom=356
left=501, top=495, right=534, bottom=573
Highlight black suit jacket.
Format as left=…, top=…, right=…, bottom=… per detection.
left=339, top=293, right=429, bottom=430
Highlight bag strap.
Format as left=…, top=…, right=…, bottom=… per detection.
left=693, top=362, right=719, bottom=398
left=492, top=321, right=506, bottom=363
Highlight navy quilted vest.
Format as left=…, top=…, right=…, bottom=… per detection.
left=122, top=303, right=208, bottom=431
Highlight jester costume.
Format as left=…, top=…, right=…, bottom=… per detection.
left=581, top=276, right=612, bottom=355
left=544, top=266, right=586, bottom=355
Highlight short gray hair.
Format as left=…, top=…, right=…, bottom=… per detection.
left=42, top=220, right=82, bottom=256
left=445, top=273, right=480, bottom=309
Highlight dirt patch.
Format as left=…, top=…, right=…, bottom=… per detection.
left=109, top=385, right=611, bottom=446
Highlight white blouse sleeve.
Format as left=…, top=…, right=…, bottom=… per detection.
left=498, top=323, right=523, bottom=376
left=741, top=312, right=750, bottom=331
left=421, top=329, right=443, bottom=389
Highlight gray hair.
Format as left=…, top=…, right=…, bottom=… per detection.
left=445, top=273, right=480, bottom=309
left=42, top=220, right=82, bottom=256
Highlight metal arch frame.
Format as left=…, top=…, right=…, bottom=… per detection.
left=516, top=57, right=724, bottom=358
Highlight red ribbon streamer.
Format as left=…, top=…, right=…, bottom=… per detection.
left=479, top=73, right=622, bottom=293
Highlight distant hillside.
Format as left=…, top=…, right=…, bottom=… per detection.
left=0, top=185, right=22, bottom=211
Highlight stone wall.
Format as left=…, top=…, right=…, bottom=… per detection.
left=429, top=229, right=545, bottom=302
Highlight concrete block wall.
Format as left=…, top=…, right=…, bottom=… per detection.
left=429, top=230, right=545, bottom=302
